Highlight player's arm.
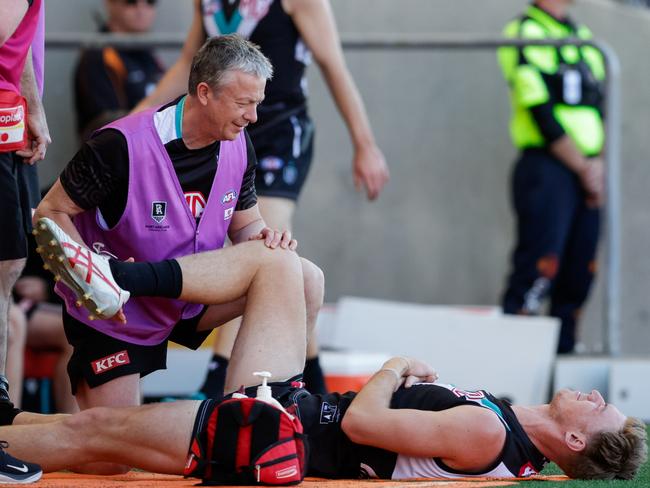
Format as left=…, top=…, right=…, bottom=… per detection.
left=132, top=0, right=206, bottom=112
left=0, top=0, right=29, bottom=45
left=284, top=0, right=389, bottom=200
left=341, top=358, right=505, bottom=470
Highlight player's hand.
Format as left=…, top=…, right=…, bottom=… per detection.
left=249, top=227, right=297, bottom=250
left=353, top=143, right=390, bottom=201
left=382, top=357, right=438, bottom=388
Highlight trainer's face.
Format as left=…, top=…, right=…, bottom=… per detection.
left=204, top=71, right=266, bottom=141
left=550, top=388, right=626, bottom=437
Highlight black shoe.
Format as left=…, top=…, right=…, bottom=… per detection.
left=0, top=442, right=42, bottom=484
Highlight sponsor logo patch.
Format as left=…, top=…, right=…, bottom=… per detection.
left=518, top=462, right=538, bottom=477
left=185, top=191, right=207, bottom=219
left=151, top=201, right=167, bottom=223
left=319, top=402, right=338, bottom=424
left=283, top=164, right=298, bottom=185
left=0, top=104, right=25, bottom=145
left=91, top=350, right=131, bottom=374
left=224, top=207, right=234, bottom=220
left=264, top=172, right=275, bottom=186
left=275, top=466, right=298, bottom=479
left=260, top=156, right=284, bottom=171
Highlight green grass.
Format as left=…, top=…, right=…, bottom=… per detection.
left=531, top=426, right=650, bottom=487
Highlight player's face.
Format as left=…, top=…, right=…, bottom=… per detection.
left=550, top=388, right=626, bottom=436
left=207, top=71, right=266, bottom=141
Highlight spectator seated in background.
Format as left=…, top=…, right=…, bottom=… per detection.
left=75, top=0, right=163, bottom=140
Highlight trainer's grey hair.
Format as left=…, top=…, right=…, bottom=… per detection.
left=188, top=34, right=273, bottom=95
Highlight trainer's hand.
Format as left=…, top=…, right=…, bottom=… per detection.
left=114, top=308, right=127, bottom=325
left=248, top=227, right=297, bottom=250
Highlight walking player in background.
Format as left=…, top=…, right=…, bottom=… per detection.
left=136, top=0, right=390, bottom=398
left=498, top=0, right=606, bottom=353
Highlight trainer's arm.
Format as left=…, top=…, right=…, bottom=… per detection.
left=341, top=358, right=505, bottom=469
left=228, top=205, right=267, bottom=244
left=33, top=179, right=88, bottom=248
left=132, top=0, right=205, bottom=112
left=286, top=0, right=389, bottom=200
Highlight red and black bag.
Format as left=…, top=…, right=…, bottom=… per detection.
left=0, top=90, right=28, bottom=153
left=185, top=396, right=307, bottom=485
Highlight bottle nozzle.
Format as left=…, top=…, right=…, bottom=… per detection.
left=253, top=371, right=272, bottom=387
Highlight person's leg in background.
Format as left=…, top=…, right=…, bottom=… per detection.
left=549, top=201, right=600, bottom=354
left=502, top=151, right=577, bottom=354
left=6, top=303, right=26, bottom=407
left=26, top=302, right=78, bottom=413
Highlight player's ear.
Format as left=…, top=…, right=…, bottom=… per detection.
left=565, top=431, right=587, bottom=453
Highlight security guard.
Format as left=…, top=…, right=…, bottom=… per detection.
left=498, top=0, right=606, bottom=353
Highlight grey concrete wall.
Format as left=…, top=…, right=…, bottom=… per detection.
left=40, top=0, right=650, bottom=354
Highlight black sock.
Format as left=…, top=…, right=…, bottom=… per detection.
left=0, top=375, right=20, bottom=425
left=199, top=354, right=229, bottom=400
left=303, top=356, right=327, bottom=395
left=108, top=259, right=182, bottom=298
left=0, top=375, right=9, bottom=403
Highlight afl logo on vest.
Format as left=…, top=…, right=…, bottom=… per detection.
left=221, top=189, right=238, bottom=205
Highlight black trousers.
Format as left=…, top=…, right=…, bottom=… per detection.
left=502, top=149, right=600, bottom=353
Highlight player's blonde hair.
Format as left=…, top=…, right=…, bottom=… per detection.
left=564, top=416, right=647, bottom=479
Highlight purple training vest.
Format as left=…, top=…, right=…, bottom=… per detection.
left=56, top=106, right=247, bottom=344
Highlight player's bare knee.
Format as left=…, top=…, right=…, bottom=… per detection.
left=63, top=407, right=110, bottom=434
left=301, top=259, right=324, bottom=312
left=258, top=244, right=302, bottom=275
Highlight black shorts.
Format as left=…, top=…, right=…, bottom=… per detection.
left=0, top=152, right=40, bottom=260
left=250, top=108, right=314, bottom=201
left=62, top=306, right=210, bottom=393
left=188, top=381, right=361, bottom=479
